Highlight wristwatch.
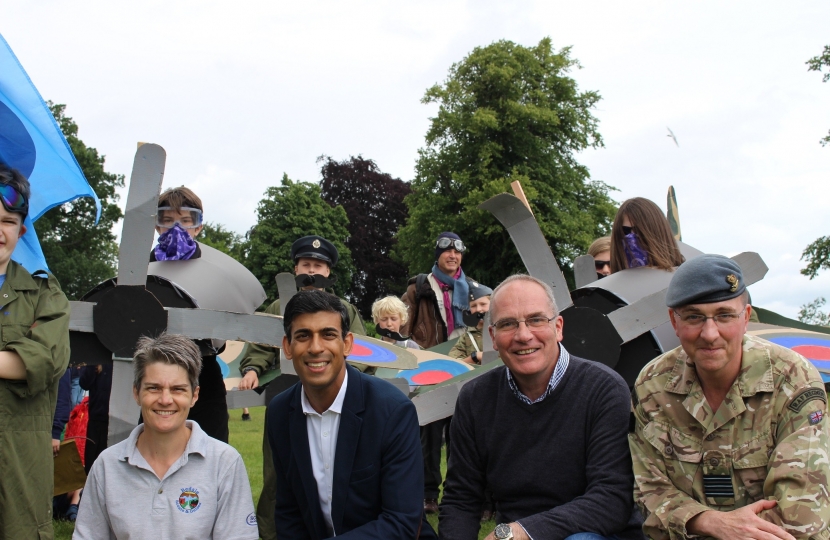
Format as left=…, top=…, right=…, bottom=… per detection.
left=494, top=523, right=513, bottom=539
left=471, top=351, right=478, bottom=363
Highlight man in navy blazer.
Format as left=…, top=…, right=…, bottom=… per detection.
left=267, top=289, right=437, bottom=539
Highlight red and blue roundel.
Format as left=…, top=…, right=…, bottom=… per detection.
left=766, top=335, right=830, bottom=383
left=396, top=359, right=472, bottom=386
left=348, top=338, right=399, bottom=364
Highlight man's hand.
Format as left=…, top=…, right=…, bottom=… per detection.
left=462, top=355, right=476, bottom=365
left=237, top=370, right=259, bottom=390
left=687, top=499, right=796, bottom=540
left=483, top=523, right=530, bottom=540
left=52, top=438, right=61, bottom=457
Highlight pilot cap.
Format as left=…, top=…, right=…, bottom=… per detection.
left=467, top=279, right=493, bottom=302
left=666, top=254, right=745, bottom=308
left=291, top=235, right=339, bottom=266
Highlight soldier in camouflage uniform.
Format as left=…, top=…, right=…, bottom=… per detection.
left=629, top=254, right=830, bottom=540
left=448, top=279, right=492, bottom=364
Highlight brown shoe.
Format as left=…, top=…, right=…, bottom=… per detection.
left=424, top=498, right=439, bottom=514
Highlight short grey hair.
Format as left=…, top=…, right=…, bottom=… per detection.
left=133, top=333, right=202, bottom=392
left=490, top=274, right=559, bottom=321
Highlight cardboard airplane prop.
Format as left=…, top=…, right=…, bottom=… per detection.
left=68, top=144, right=290, bottom=446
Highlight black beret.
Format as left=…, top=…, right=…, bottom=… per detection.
left=666, top=254, right=745, bottom=308
left=290, top=235, right=339, bottom=266
left=466, top=279, right=493, bottom=302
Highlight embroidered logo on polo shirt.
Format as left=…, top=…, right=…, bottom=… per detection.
left=246, top=513, right=258, bottom=526
left=177, top=488, right=201, bottom=514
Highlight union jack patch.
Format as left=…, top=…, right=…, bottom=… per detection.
left=809, top=410, right=824, bottom=425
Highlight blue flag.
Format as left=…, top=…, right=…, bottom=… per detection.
left=0, top=33, right=101, bottom=273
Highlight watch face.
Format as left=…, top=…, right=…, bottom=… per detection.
left=494, top=523, right=512, bottom=539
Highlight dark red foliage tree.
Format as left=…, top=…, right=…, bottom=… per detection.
left=319, top=155, right=411, bottom=318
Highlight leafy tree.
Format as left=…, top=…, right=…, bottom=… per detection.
left=798, top=297, right=830, bottom=326
left=198, top=221, right=246, bottom=262
left=396, top=38, right=616, bottom=288
left=244, top=174, right=354, bottom=304
left=35, top=103, right=124, bottom=299
left=799, top=46, right=830, bottom=281
left=319, top=155, right=411, bottom=317
left=806, top=45, right=830, bottom=147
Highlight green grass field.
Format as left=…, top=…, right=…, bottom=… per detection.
left=54, top=406, right=491, bottom=539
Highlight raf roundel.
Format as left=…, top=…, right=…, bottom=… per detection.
left=397, top=359, right=473, bottom=386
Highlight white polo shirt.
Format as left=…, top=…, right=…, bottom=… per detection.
left=74, top=421, right=258, bottom=540
left=301, top=368, right=349, bottom=537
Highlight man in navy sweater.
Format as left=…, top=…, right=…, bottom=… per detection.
left=439, top=275, right=643, bottom=540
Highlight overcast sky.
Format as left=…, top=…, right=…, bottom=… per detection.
left=4, top=1, right=829, bottom=318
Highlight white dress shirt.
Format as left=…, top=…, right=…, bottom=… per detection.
left=301, top=369, right=349, bottom=537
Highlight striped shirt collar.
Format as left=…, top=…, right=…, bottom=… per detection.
left=506, top=345, right=570, bottom=405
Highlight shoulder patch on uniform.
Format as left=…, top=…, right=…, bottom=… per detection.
left=787, top=387, right=827, bottom=413
left=809, top=410, right=824, bottom=425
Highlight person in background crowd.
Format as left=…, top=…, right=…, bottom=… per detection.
left=448, top=279, right=493, bottom=365
left=69, top=365, right=84, bottom=408
left=372, top=295, right=420, bottom=350
left=629, top=255, right=830, bottom=540
left=401, top=231, right=473, bottom=515
left=587, top=236, right=612, bottom=278
left=0, top=163, right=70, bottom=538
left=237, top=234, right=367, bottom=540
left=53, top=368, right=82, bottom=522
left=79, top=362, right=112, bottom=474
left=610, top=197, right=684, bottom=274
left=149, top=186, right=231, bottom=443
left=74, top=333, right=257, bottom=540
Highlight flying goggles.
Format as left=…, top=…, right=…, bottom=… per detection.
left=435, top=237, right=466, bottom=253
left=0, top=183, right=28, bottom=215
left=156, top=207, right=203, bottom=229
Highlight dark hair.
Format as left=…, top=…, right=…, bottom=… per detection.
left=610, top=197, right=684, bottom=273
left=0, top=162, right=31, bottom=218
left=283, top=289, right=350, bottom=342
left=158, top=186, right=203, bottom=212
left=133, top=333, right=202, bottom=392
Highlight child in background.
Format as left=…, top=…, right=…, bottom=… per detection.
left=448, top=280, right=492, bottom=365
left=372, top=296, right=420, bottom=350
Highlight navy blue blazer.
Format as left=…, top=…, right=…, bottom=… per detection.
left=267, top=364, right=437, bottom=540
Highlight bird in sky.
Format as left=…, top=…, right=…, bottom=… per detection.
left=666, top=127, right=679, bottom=147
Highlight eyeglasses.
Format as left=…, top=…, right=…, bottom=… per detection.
left=156, top=207, right=203, bottom=229
left=491, top=316, right=556, bottom=333
left=0, top=183, right=28, bottom=214
left=673, top=311, right=744, bottom=328
left=622, top=226, right=634, bottom=235
left=594, top=260, right=610, bottom=271
left=436, top=237, right=466, bottom=253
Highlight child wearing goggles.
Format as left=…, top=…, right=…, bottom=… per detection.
left=147, top=186, right=230, bottom=443
left=0, top=163, right=71, bottom=538
left=151, top=188, right=204, bottom=262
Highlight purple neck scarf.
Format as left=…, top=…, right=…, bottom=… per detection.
left=154, top=224, right=197, bottom=261
left=623, top=232, right=649, bottom=268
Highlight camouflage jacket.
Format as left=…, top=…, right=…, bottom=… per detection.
left=448, top=327, right=482, bottom=361
left=629, top=335, right=830, bottom=540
